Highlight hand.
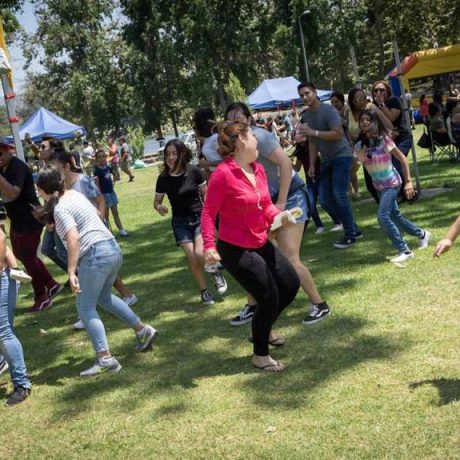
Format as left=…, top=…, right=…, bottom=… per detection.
left=24, top=132, right=31, bottom=142
left=307, top=165, right=315, bottom=180
left=156, top=205, right=168, bottom=216
left=69, top=273, right=81, bottom=294
left=280, top=211, right=295, bottom=228
left=374, top=93, right=385, bottom=106
left=356, top=147, right=367, bottom=164
left=204, top=249, right=221, bottom=266
left=45, top=223, right=55, bottom=231
left=199, top=158, right=209, bottom=168
left=434, top=238, right=452, bottom=257
left=403, top=181, right=415, bottom=200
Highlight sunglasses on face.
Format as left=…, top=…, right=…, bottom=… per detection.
left=373, top=88, right=386, bottom=93
left=40, top=144, right=48, bottom=150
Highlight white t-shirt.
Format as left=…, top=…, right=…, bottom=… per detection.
left=81, top=146, right=94, bottom=160
left=54, top=190, right=114, bottom=257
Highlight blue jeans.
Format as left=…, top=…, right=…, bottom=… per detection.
left=377, top=187, right=423, bottom=253
left=42, top=229, right=68, bottom=272
left=77, top=239, right=140, bottom=353
left=306, top=181, right=324, bottom=228
left=319, top=156, right=358, bottom=238
left=0, top=270, right=31, bottom=389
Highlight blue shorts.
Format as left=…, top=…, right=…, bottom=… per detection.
left=286, top=186, right=309, bottom=223
left=104, top=192, right=119, bottom=208
left=171, top=214, right=201, bottom=246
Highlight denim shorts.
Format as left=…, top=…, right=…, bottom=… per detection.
left=104, top=192, right=119, bottom=208
left=286, top=186, right=309, bottom=223
left=171, top=214, right=201, bottom=246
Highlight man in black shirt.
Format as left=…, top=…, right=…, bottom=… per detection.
left=0, top=142, right=60, bottom=312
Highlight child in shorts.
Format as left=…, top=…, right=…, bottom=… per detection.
left=94, top=149, right=128, bottom=237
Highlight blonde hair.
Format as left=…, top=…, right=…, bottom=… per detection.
left=217, top=121, right=250, bottom=157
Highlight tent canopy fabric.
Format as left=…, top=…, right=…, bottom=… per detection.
left=388, top=44, right=460, bottom=88
left=248, top=76, right=332, bottom=110
left=6, top=107, right=86, bottom=143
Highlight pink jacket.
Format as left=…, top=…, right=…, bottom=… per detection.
left=201, top=157, right=280, bottom=251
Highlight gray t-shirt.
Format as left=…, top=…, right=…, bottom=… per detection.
left=202, top=134, right=222, bottom=164
left=252, top=125, right=280, bottom=188
left=54, top=190, right=114, bottom=257
left=301, top=103, right=351, bottom=163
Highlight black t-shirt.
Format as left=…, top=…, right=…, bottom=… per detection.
left=1, top=157, right=42, bottom=232
left=386, top=96, right=411, bottom=143
left=70, top=150, right=82, bottom=172
left=155, top=165, right=205, bottom=217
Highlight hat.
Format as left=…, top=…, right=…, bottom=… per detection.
left=0, top=137, right=14, bottom=152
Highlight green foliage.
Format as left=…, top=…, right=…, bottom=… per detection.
left=127, top=125, right=145, bottom=161
left=223, top=72, right=247, bottom=104
left=17, top=0, right=460, bottom=136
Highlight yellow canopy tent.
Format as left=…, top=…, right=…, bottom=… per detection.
left=388, top=44, right=460, bottom=106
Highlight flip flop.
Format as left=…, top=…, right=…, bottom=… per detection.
left=248, top=336, right=285, bottom=347
left=252, top=361, right=285, bottom=372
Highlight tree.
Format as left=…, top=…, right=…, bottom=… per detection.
left=22, top=0, right=138, bottom=139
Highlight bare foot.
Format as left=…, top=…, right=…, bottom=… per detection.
left=252, top=354, right=285, bottom=372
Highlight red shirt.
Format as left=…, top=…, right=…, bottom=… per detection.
left=201, top=157, right=280, bottom=251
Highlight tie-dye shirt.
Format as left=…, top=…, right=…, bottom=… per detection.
left=362, top=135, right=401, bottom=191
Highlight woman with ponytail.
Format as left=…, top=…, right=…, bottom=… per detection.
left=34, top=166, right=158, bottom=377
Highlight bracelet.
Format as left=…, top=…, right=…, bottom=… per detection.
left=315, top=130, right=319, bottom=137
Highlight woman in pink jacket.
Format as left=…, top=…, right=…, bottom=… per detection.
left=201, top=121, right=299, bottom=372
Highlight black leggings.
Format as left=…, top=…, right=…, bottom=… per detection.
left=218, top=239, right=300, bottom=356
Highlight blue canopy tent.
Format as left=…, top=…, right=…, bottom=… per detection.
left=248, top=76, right=333, bottom=110
left=6, top=107, right=86, bottom=143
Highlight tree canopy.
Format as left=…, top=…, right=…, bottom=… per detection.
left=4, top=0, right=460, bottom=138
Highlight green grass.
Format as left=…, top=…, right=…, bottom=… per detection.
left=1, top=128, right=460, bottom=459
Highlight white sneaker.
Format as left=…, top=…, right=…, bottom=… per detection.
left=123, top=294, right=138, bottom=306
left=315, top=226, right=326, bottom=234
left=80, top=356, right=122, bottom=377
left=330, top=224, right=343, bottom=232
left=418, top=230, right=432, bottom=249
left=9, top=269, right=32, bottom=284
left=390, top=251, right=414, bottom=264
left=119, top=229, right=129, bottom=237
left=73, top=319, right=85, bottom=330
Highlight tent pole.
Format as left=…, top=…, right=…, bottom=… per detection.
left=392, top=38, right=421, bottom=193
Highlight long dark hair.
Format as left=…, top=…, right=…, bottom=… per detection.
left=160, top=139, right=191, bottom=176
left=348, top=87, right=366, bottom=119
left=225, top=102, right=254, bottom=126
left=193, top=108, right=216, bottom=138
left=359, top=109, right=391, bottom=143
left=33, top=166, right=65, bottom=225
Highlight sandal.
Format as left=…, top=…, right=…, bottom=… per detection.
left=248, top=336, right=285, bottom=347
left=252, top=360, right=285, bottom=372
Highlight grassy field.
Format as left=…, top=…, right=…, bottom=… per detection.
left=1, top=126, right=459, bottom=459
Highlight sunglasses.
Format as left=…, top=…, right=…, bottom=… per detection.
left=40, top=144, right=48, bottom=150
left=373, top=88, right=386, bottom=93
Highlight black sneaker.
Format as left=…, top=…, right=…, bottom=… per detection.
left=333, top=237, right=356, bottom=249
left=229, top=304, right=256, bottom=326
left=201, top=289, right=215, bottom=305
left=5, top=386, right=30, bottom=406
left=302, top=302, right=331, bottom=325
left=355, top=230, right=363, bottom=239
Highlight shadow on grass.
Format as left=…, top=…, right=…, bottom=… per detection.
left=46, top=311, right=409, bottom=421
left=409, top=378, right=460, bottom=406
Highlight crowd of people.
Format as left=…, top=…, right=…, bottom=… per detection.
left=0, top=79, right=459, bottom=404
